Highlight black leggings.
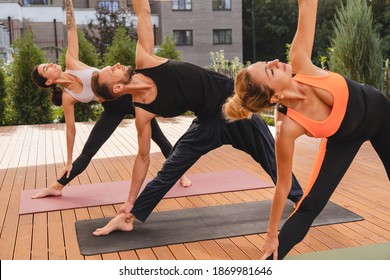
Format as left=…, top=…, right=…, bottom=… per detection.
left=131, top=113, right=303, bottom=222
left=57, top=95, right=172, bottom=186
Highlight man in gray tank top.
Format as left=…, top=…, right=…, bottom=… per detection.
left=90, top=0, right=303, bottom=236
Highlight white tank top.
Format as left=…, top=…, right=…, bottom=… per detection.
left=63, top=67, right=99, bottom=103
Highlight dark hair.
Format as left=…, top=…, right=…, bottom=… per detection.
left=32, top=65, right=49, bottom=88
left=50, top=85, right=63, bottom=106
left=223, top=68, right=275, bottom=121
left=91, top=70, right=116, bottom=101
left=31, top=65, right=63, bottom=106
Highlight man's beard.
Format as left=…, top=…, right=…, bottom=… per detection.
left=121, top=65, right=134, bottom=84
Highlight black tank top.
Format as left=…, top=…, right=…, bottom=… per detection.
left=133, top=60, right=231, bottom=120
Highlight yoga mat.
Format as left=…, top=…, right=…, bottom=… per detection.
left=75, top=200, right=363, bottom=256
left=285, top=242, right=390, bottom=260
left=19, top=170, right=272, bottom=214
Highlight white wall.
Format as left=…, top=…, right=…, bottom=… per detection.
left=0, top=3, right=157, bottom=25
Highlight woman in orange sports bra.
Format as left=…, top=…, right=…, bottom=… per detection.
left=223, top=0, right=390, bottom=259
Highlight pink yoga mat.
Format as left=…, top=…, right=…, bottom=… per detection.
left=19, top=170, right=272, bottom=214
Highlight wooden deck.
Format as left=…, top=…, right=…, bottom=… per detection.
left=0, top=115, right=389, bottom=260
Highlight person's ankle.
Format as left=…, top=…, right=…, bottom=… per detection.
left=128, top=214, right=135, bottom=223
left=53, top=182, right=64, bottom=190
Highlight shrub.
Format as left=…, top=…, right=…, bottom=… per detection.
left=155, top=35, right=182, bottom=60
left=83, top=6, right=136, bottom=59
left=328, top=0, right=383, bottom=91
left=0, top=62, right=7, bottom=125
left=10, top=31, right=53, bottom=124
left=103, top=26, right=136, bottom=66
left=208, top=50, right=244, bottom=78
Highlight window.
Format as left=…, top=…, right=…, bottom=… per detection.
left=212, top=0, right=231, bottom=10
left=172, top=0, right=192, bottom=11
left=98, top=0, right=119, bottom=13
left=173, top=30, right=193, bottom=46
left=213, top=29, right=232, bottom=45
left=23, top=0, right=48, bottom=5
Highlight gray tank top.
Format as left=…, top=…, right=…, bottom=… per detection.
left=64, top=67, right=99, bottom=103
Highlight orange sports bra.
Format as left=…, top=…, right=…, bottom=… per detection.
left=279, top=72, right=349, bottom=138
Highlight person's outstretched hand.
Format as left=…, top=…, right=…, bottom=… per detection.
left=260, top=234, right=279, bottom=260
left=58, top=164, right=73, bottom=179
left=119, top=201, right=134, bottom=222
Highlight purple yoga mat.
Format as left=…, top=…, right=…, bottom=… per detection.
left=19, top=170, right=272, bottom=214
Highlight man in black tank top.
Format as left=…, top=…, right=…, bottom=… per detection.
left=90, top=0, right=303, bottom=236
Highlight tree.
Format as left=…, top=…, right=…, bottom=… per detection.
left=369, top=0, right=390, bottom=59
left=155, top=35, right=182, bottom=60
left=314, top=0, right=347, bottom=65
left=242, top=0, right=297, bottom=63
left=10, top=31, right=53, bottom=125
left=242, top=0, right=351, bottom=66
left=0, top=62, right=7, bottom=125
left=103, top=26, right=136, bottom=66
left=329, top=0, right=383, bottom=91
left=58, top=30, right=102, bottom=122
left=83, top=6, right=137, bottom=59
left=59, top=31, right=101, bottom=69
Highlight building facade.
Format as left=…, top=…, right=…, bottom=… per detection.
left=0, top=0, right=112, bottom=62
left=0, top=0, right=242, bottom=67
left=152, top=0, right=242, bottom=67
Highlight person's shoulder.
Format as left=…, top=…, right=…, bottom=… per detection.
left=61, top=91, right=78, bottom=106
left=134, top=106, right=156, bottom=119
left=276, top=114, right=306, bottom=140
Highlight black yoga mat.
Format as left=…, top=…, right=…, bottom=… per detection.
left=75, top=200, right=363, bottom=255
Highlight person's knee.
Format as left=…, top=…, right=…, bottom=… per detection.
left=79, top=148, right=98, bottom=158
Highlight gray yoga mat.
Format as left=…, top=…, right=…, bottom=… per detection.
left=75, top=200, right=363, bottom=255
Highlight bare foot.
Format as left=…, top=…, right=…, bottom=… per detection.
left=31, top=183, right=64, bottom=199
left=179, top=175, right=192, bottom=187
left=93, top=213, right=134, bottom=236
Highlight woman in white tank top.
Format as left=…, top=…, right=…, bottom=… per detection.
left=31, top=0, right=103, bottom=179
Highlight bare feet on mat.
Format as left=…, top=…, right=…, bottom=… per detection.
left=93, top=213, right=135, bottom=236
left=31, top=183, right=64, bottom=199
left=179, top=174, right=192, bottom=187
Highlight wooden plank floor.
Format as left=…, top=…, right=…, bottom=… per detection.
left=0, top=115, right=389, bottom=260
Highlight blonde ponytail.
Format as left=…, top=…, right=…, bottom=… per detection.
left=223, top=68, right=275, bottom=121
left=222, top=95, right=252, bottom=121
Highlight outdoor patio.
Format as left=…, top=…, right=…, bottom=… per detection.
left=0, top=115, right=389, bottom=260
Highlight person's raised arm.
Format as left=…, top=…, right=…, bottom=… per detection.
left=119, top=107, right=156, bottom=220
left=133, top=0, right=155, bottom=57
left=289, top=0, right=319, bottom=74
left=64, top=0, right=88, bottom=69
left=65, top=0, right=78, bottom=61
